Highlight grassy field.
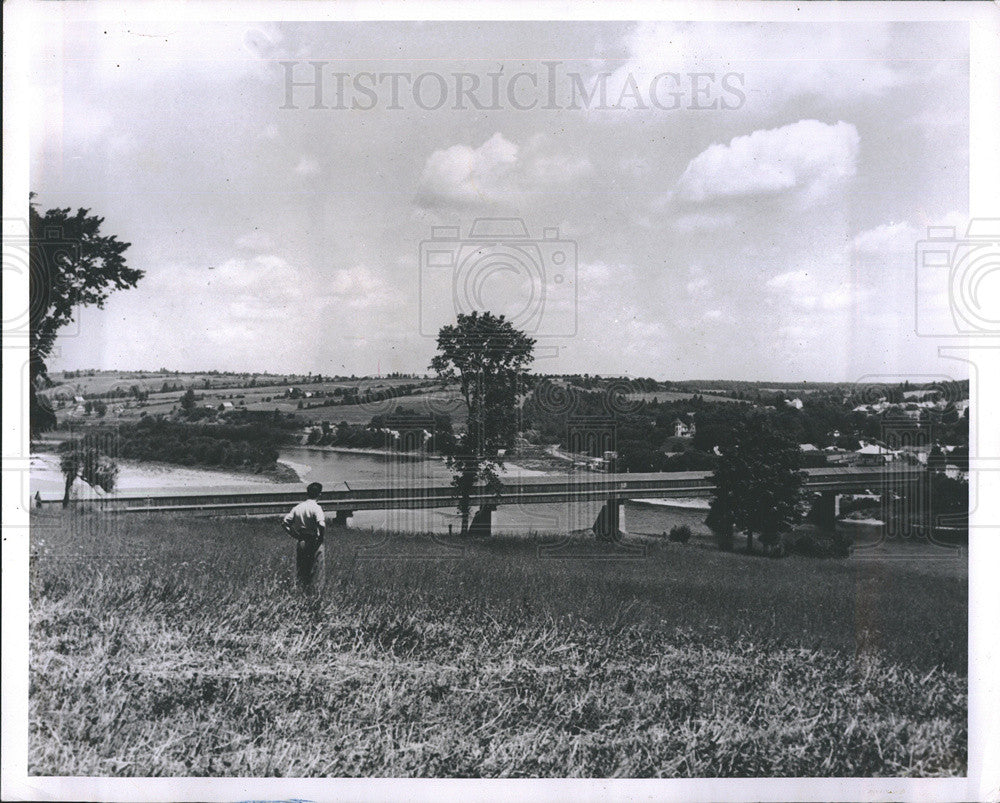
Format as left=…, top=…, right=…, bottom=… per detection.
left=29, top=511, right=966, bottom=777
left=41, top=371, right=447, bottom=424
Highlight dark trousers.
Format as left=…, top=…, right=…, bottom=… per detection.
left=295, top=539, right=325, bottom=592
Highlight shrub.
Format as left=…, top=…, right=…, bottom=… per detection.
left=781, top=526, right=851, bottom=558
left=714, top=529, right=735, bottom=551
left=668, top=525, right=692, bottom=543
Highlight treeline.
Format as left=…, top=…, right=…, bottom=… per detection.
left=74, top=417, right=300, bottom=472
left=295, top=383, right=428, bottom=409
left=305, top=410, right=455, bottom=453
left=521, top=379, right=970, bottom=474
left=520, top=382, right=874, bottom=474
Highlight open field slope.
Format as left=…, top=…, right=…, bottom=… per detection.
left=29, top=512, right=966, bottom=777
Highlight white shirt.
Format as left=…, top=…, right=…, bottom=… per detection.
left=283, top=499, right=326, bottom=539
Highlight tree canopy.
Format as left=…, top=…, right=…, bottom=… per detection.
left=708, top=413, right=805, bottom=554
left=430, top=311, right=535, bottom=534
left=29, top=194, right=140, bottom=432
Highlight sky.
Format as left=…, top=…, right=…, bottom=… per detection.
left=29, top=19, right=970, bottom=382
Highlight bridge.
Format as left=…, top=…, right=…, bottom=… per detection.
left=51, top=466, right=922, bottom=539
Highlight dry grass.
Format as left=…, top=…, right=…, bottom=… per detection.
left=29, top=511, right=966, bottom=777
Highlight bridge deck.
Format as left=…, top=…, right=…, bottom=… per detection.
left=42, top=466, right=922, bottom=516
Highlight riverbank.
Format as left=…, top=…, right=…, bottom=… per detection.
left=285, top=444, right=549, bottom=478
left=29, top=452, right=300, bottom=496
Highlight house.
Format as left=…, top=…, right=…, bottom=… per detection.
left=220, top=401, right=234, bottom=410
left=785, top=398, right=804, bottom=410
left=824, top=447, right=856, bottom=465
left=672, top=418, right=695, bottom=438
left=799, top=443, right=819, bottom=452
left=945, top=465, right=967, bottom=480
left=856, top=443, right=898, bottom=465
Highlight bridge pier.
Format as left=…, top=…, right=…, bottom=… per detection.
left=810, top=491, right=839, bottom=528
left=593, top=498, right=621, bottom=542
left=333, top=509, right=353, bottom=527
left=469, top=504, right=495, bottom=538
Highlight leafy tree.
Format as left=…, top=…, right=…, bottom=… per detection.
left=180, top=388, right=197, bottom=414
left=927, top=444, right=948, bottom=474
left=709, top=413, right=805, bottom=554
left=59, top=442, right=118, bottom=507
left=705, top=497, right=735, bottom=551
left=29, top=195, right=140, bottom=433
left=430, top=312, right=535, bottom=535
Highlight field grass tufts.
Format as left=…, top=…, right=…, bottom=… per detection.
left=28, top=511, right=966, bottom=777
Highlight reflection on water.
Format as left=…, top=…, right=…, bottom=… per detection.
left=280, top=447, right=452, bottom=487
left=282, top=447, right=713, bottom=536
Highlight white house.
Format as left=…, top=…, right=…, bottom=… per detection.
left=856, top=443, right=898, bottom=465
left=672, top=418, right=695, bottom=438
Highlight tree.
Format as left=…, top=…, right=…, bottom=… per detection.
left=29, top=194, right=141, bottom=434
left=180, top=388, right=197, bottom=415
left=709, top=413, right=805, bottom=554
left=430, top=312, right=535, bottom=535
left=59, top=441, right=118, bottom=507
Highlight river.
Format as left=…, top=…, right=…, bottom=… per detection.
left=31, top=445, right=894, bottom=545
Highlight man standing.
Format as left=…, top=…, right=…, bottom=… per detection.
left=282, top=482, right=326, bottom=592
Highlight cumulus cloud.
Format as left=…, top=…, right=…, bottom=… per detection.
left=416, top=132, right=593, bottom=209
left=673, top=120, right=859, bottom=205
left=417, top=132, right=519, bottom=207
left=851, top=213, right=967, bottom=256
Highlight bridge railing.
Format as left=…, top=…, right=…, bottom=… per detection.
left=34, top=466, right=924, bottom=516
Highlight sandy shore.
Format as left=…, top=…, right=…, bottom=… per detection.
left=30, top=452, right=300, bottom=495
left=30, top=449, right=548, bottom=499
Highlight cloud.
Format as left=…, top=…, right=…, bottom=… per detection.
left=673, top=119, right=859, bottom=205
left=80, top=22, right=286, bottom=87
left=672, top=211, right=738, bottom=232
left=851, top=221, right=920, bottom=255
left=417, top=132, right=519, bottom=207
left=528, top=152, right=593, bottom=184
left=617, top=22, right=962, bottom=113
left=294, top=155, right=321, bottom=177
left=766, top=269, right=855, bottom=312
left=326, top=265, right=394, bottom=309
left=235, top=231, right=276, bottom=251
left=701, top=309, right=733, bottom=324
left=416, top=132, right=593, bottom=209
left=766, top=269, right=812, bottom=290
